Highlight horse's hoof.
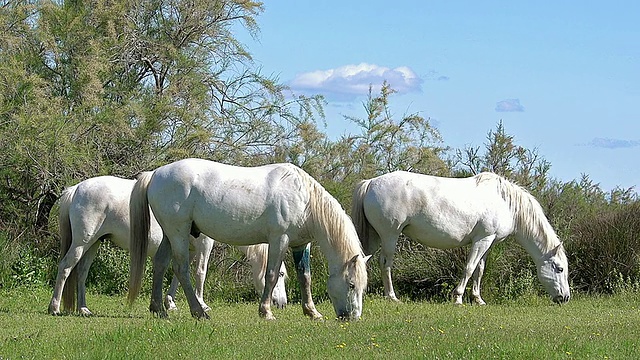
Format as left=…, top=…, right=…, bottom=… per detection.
left=192, top=311, right=209, bottom=320
left=48, top=302, right=61, bottom=316
left=452, top=294, right=464, bottom=305
left=49, top=308, right=61, bottom=316
left=79, top=307, right=93, bottom=316
left=259, top=309, right=276, bottom=320
left=157, top=311, right=169, bottom=319
left=473, top=299, right=487, bottom=306
left=304, top=309, right=323, bottom=320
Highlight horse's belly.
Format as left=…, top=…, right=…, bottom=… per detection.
left=196, top=217, right=270, bottom=246
left=402, top=224, right=471, bottom=249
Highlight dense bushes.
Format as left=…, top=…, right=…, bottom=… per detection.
left=568, top=203, right=640, bottom=293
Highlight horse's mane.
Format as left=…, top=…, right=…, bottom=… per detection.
left=475, top=172, right=560, bottom=252
left=288, top=165, right=364, bottom=262
left=244, top=245, right=267, bottom=280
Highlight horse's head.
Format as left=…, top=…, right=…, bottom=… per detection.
left=327, top=254, right=370, bottom=321
left=271, top=264, right=288, bottom=309
left=536, top=244, right=570, bottom=304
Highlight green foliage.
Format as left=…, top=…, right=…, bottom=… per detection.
left=86, top=242, right=137, bottom=295
left=568, top=202, right=640, bottom=294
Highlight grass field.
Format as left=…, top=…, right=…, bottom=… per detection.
left=0, top=287, right=639, bottom=359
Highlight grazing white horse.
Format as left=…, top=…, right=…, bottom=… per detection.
left=352, top=171, right=570, bottom=305
left=128, top=159, right=370, bottom=320
left=48, top=176, right=288, bottom=316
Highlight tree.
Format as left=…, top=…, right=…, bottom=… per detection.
left=455, top=121, right=550, bottom=192
left=0, top=0, right=325, bottom=249
left=346, top=82, right=448, bottom=179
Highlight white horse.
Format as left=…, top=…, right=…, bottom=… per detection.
left=351, top=171, right=570, bottom=305
left=48, top=176, right=288, bottom=316
left=128, top=158, right=370, bottom=320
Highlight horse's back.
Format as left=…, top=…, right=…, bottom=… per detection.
left=364, top=171, right=514, bottom=246
left=147, top=159, right=310, bottom=245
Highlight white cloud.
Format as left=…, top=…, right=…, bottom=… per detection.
left=289, top=63, right=423, bottom=100
left=587, top=138, right=640, bottom=149
left=495, top=99, right=525, bottom=112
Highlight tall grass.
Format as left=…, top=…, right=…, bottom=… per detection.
left=1, top=287, right=639, bottom=359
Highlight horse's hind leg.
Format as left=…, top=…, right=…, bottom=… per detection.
left=471, top=253, right=488, bottom=305
left=151, top=236, right=172, bottom=318
left=76, top=241, right=100, bottom=316
left=169, top=235, right=209, bottom=319
left=49, top=244, right=86, bottom=315
left=293, top=244, right=322, bottom=320
left=164, top=237, right=213, bottom=312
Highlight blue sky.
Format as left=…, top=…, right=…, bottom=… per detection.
left=237, top=1, right=639, bottom=191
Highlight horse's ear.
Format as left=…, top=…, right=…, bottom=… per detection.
left=541, top=244, right=563, bottom=261
left=349, top=254, right=372, bottom=265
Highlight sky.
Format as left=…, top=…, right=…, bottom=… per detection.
left=236, top=1, right=639, bottom=192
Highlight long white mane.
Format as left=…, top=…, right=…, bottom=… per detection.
left=291, top=166, right=364, bottom=262
left=475, top=172, right=560, bottom=253
left=243, top=244, right=288, bottom=280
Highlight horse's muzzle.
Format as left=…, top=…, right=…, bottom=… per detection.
left=273, top=299, right=287, bottom=309
left=336, top=312, right=360, bottom=322
left=553, top=295, right=570, bottom=304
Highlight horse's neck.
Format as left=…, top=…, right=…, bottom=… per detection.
left=515, top=226, right=558, bottom=264
left=502, top=180, right=558, bottom=263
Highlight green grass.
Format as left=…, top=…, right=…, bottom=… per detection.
left=1, top=287, right=639, bottom=359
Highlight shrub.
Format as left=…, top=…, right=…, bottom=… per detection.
left=568, top=202, right=640, bottom=293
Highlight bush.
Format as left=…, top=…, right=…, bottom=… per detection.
left=568, top=202, right=640, bottom=293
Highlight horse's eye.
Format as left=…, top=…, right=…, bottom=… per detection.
left=349, top=282, right=355, bottom=290
left=553, top=263, right=564, bottom=273
left=279, top=271, right=285, bottom=277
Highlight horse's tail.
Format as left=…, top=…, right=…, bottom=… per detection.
left=128, top=171, right=153, bottom=304
left=351, top=179, right=374, bottom=255
left=58, top=185, right=77, bottom=312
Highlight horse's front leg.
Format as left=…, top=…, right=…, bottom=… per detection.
left=380, top=235, right=400, bottom=302
left=150, top=236, right=172, bottom=318
left=293, top=244, right=322, bottom=320
left=259, top=235, right=289, bottom=320
left=165, top=276, right=179, bottom=311
left=471, top=253, right=488, bottom=305
left=192, top=235, right=214, bottom=312
left=453, top=235, right=495, bottom=305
